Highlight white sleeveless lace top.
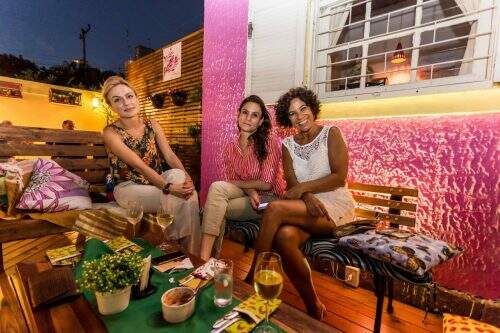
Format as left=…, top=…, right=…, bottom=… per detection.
left=283, top=126, right=355, bottom=225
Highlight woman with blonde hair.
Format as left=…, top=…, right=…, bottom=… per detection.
left=101, top=76, right=200, bottom=253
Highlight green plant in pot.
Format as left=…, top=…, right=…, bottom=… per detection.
left=78, top=252, right=143, bottom=315
left=168, top=89, right=188, bottom=106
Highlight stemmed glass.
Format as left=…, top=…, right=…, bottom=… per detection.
left=253, top=252, right=284, bottom=333
left=126, top=200, right=143, bottom=237
left=156, top=205, right=174, bottom=238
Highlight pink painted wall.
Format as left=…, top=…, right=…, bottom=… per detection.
left=202, top=1, right=500, bottom=299
left=201, top=0, right=248, bottom=204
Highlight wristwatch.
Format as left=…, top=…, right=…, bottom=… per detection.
left=162, top=183, right=172, bottom=194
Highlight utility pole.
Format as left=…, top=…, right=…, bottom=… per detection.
left=79, top=24, right=91, bottom=67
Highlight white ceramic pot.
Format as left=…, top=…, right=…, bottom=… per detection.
left=161, top=287, right=196, bottom=323
left=95, top=286, right=131, bottom=315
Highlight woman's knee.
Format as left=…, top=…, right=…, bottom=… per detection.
left=264, top=200, right=287, bottom=217
left=275, top=226, right=301, bottom=248
left=207, top=181, right=231, bottom=198
left=163, top=168, right=186, bottom=183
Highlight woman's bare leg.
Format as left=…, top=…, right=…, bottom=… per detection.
left=274, top=225, right=326, bottom=319
left=244, top=200, right=335, bottom=283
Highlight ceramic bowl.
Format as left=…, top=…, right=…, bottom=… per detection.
left=161, top=287, right=196, bottom=323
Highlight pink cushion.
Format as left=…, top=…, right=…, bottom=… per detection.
left=16, top=159, right=91, bottom=212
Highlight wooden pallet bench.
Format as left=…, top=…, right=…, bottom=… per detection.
left=0, top=125, right=109, bottom=273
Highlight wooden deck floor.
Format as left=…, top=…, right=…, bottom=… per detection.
left=1, top=232, right=442, bottom=332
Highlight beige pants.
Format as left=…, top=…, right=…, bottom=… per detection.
left=114, top=169, right=201, bottom=254
left=202, top=181, right=276, bottom=253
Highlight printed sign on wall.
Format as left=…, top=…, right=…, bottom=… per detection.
left=163, top=42, right=182, bottom=81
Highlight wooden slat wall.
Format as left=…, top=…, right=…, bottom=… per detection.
left=125, top=29, right=203, bottom=187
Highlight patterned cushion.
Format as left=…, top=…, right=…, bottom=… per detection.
left=443, top=313, right=499, bottom=333
left=16, top=159, right=91, bottom=212
left=339, top=229, right=462, bottom=276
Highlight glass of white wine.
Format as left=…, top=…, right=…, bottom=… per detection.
left=126, top=200, right=143, bottom=238
left=156, top=205, right=174, bottom=237
left=253, top=252, right=284, bottom=333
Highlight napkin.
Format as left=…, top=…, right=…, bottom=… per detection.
left=226, top=294, right=281, bottom=333
left=154, top=257, right=193, bottom=273
left=178, top=258, right=222, bottom=291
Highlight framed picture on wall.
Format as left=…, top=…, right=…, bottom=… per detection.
left=0, top=81, right=22, bottom=98
left=49, top=88, right=81, bottom=106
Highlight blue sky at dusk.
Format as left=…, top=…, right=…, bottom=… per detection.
left=0, top=0, right=203, bottom=72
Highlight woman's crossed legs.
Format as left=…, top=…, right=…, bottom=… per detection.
left=245, top=199, right=335, bottom=319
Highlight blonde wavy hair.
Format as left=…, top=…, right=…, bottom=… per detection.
left=101, top=76, right=137, bottom=105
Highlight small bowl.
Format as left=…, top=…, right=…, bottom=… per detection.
left=161, top=287, right=196, bottom=323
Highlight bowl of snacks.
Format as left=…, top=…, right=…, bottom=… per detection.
left=161, top=287, right=196, bottom=323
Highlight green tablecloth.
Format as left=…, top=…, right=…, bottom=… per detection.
left=75, top=239, right=284, bottom=333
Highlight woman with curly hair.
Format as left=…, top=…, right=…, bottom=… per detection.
left=200, top=95, right=286, bottom=260
left=245, top=87, right=355, bottom=319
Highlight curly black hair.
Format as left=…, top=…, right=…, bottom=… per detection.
left=275, top=87, right=321, bottom=128
left=237, top=95, right=271, bottom=164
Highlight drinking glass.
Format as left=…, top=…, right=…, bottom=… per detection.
left=253, top=252, right=284, bottom=333
left=213, top=259, right=233, bottom=307
left=126, top=200, right=143, bottom=237
left=126, top=200, right=143, bottom=222
left=156, top=205, right=174, bottom=235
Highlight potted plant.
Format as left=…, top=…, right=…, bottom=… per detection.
left=78, top=252, right=143, bottom=315
left=168, top=89, right=188, bottom=106
left=151, top=93, right=165, bottom=109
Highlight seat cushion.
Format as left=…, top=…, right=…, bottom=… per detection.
left=339, top=229, right=462, bottom=276
left=16, top=158, right=91, bottom=212
left=443, top=313, right=499, bottom=333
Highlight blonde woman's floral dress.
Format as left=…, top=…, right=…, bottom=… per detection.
left=107, top=118, right=169, bottom=185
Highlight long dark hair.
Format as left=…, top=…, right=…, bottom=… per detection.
left=237, top=95, right=271, bottom=164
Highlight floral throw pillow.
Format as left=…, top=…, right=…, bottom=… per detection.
left=339, top=229, right=462, bottom=276
left=16, top=159, right=91, bottom=212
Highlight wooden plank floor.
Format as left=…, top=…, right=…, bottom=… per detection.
left=1, top=233, right=442, bottom=332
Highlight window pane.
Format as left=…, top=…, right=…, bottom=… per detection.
left=367, top=34, right=413, bottom=86
left=336, top=2, right=365, bottom=45
left=327, top=47, right=362, bottom=91
left=418, top=22, right=473, bottom=79
left=370, top=0, right=416, bottom=36
left=422, top=0, right=462, bottom=24
left=371, top=0, right=416, bottom=16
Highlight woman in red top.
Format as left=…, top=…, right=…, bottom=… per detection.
left=200, top=95, right=285, bottom=260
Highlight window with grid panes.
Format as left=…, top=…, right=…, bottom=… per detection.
left=313, top=0, right=496, bottom=100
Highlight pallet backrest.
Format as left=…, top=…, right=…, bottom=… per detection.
left=348, top=182, right=418, bottom=227
left=0, top=125, right=109, bottom=190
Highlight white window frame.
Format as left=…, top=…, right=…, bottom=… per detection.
left=310, top=0, right=497, bottom=102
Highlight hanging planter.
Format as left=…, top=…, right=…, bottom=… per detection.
left=151, top=93, right=166, bottom=109
left=168, top=89, right=188, bottom=106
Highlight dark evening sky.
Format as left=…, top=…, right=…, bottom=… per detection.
left=0, top=0, right=204, bottom=72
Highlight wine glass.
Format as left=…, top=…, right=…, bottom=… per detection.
left=126, top=200, right=143, bottom=238
left=253, top=252, right=284, bottom=333
left=156, top=205, right=174, bottom=235
left=126, top=200, right=143, bottom=223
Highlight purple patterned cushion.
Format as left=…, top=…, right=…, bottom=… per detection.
left=16, top=159, right=91, bottom=212
left=339, top=229, right=463, bottom=276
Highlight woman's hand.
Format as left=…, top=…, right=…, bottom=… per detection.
left=168, top=182, right=194, bottom=200
left=246, top=189, right=261, bottom=210
left=302, top=192, right=329, bottom=218
left=284, top=184, right=305, bottom=200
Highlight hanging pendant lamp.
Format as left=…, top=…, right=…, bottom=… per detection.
left=391, top=42, right=406, bottom=64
